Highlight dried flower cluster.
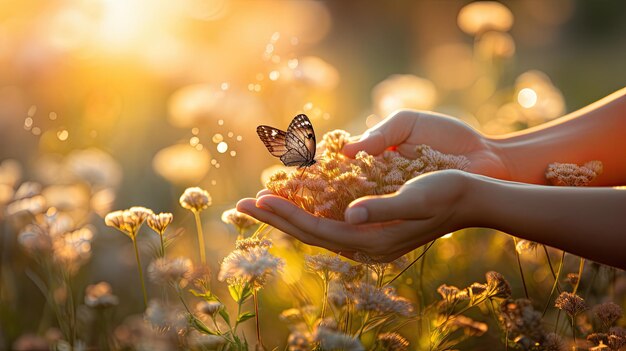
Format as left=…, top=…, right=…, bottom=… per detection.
left=179, top=187, right=212, bottom=212
left=545, top=160, right=603, bottom=186
left=555, top=291, right=588, bottom=318
left=218, top=244, right=284, bottom=289
left=221, top=208, right=259, bottom=234
left=266, top=130, right=470, bottom=220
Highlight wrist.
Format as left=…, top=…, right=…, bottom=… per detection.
left=483, top=134, right=516, bottom=181
left=456, top=172, right=496, bottom=229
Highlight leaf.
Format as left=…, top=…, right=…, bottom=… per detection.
left=240, top=283, right=253, bottom=303
left=219, top=308, right=231, bottom=326
left=228, top=284, right=241, bottom=302
left=236, top=311, right=256, bottom=324
left=190, top=316, right=218, bottom=335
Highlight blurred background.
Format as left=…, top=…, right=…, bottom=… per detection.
left=1, top=0, right=625, bottom=349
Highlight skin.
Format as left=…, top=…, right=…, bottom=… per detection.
left=238, top=88, right=626, bottom=269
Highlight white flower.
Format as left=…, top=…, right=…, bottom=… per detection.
left=218, top=247, right=284, bottom=288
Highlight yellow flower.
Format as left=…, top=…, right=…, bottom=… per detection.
left=147, top=212, right=173, bottom=235
left=179, top=187, right=211, bottom=212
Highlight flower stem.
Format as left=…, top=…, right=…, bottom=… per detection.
left=253, top=290, right=263, bottom=349
left=512, top=237, right=529, bottom=299
left=321, top=277, right=329, bottom=320
left=160, top=234, right=166, bottom=258
left=132, top=238, right=148, bottom=307
left=386, top=240, right=436, bottom=286
left=572, top=258, right=585, bottom=295
left=571, top=317, right=577, bottom=350
left=543, top=251, right=565, bottom=317
left=193, top=211, right=206, bottom=264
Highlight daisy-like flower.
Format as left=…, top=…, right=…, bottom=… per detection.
left=179, top=187, right=211, bottom=212
left=377, top=332, right=410, bottom=351
left=85, top=282, right=119, bottom=309
left=147, top=212, right=173, bottom=236
left=218, top=246, right=284, bottom=289
left=148, top=257, right=193, bottom=288
left=221, top=208, right=259, bottom=236
left=555, top=292, right=588, bottom=318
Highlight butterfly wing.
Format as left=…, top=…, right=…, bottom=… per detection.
left=285, top=114, right=316, bottom=164
left=257, top=114, right=316, bottom=168
left=257, top=125, right=288, bottom=157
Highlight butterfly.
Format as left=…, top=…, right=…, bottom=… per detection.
left=257, top=114, right=317, bottom=168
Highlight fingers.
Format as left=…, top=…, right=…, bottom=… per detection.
left=342, top=110, right=418, bottom=158
left=255, top=195, right=375, bottom=250
left=344, top=186, right=431, bottom=225
left=237, top=198, right=346, bottom=252
left=256, top=189, right=272, bottom=197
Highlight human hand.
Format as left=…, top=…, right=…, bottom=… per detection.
left=343, top=110, right=509, bottom=179
left=237, top=170, right=474, bottom=262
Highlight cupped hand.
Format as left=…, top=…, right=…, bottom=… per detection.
left=237, top=170, right=474, bottom=262
left=343, top=110, right=509, bottom=179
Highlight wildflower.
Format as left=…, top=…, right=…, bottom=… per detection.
left=608, top=327, right=626, bottom=350
left=587, top=333, right=609, bottom=346
left=179, top=187, right=211, bottom=212
left=84, top=282, right=119, bottom=309
left=279, top=308, right=304, bottom=324
left=566, top=273, right=579, bottom=286
left=346, top=282, right=413, bottom=317
left=148, top=257, right=193, bottom=288
left=554, top=292, right=588, bottom=318
left=221, top=208, right=259, bottom=234
left=315, top=327, right=364, bottom=351
left=105, top=209, right=145, bottom=239
left=542, top=333, right=566, bottom=351
left=287, top=329, right=313, bottom=351
left=265, top=130, right=469, bottom=220
left=196, top=301, right=222, bottom=317
left=179, top=187, right=210, bottom=264
left=450, top=315, right=488, bottom=337
left=189, top=264, right=212, bottom=291
left=328, top=282, right=348, bottom=307
left=377, top=332, right=410, bottom=351
left=499, top=299, right=544, bottom=344
left=546, top=160, right=603, bottom=186
left=218, top=246, right=285, bottom=289
left=147, top=212, right=173, bottom=235
left=305, top=254, right=352, bottom=280
left=18, top=224, right=52, bottom=256
left=52, top=226, right=94, bottom=275
left=144, top=299, right=187, bottom=334
left=486, top=271, right=512, bottom=299
left=594, top=302, right=622, bottom=329
left=235, top=237, right=272, bottom=251
left=437, top=284, right=462, bottom=305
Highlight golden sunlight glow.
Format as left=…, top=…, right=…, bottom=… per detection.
left=457, top=1, right=514, bottom=35
left=517, top=88, right=538, bottom=108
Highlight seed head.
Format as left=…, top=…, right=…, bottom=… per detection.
left=179, top=187, right=211, bottom=212
left=147, top=212, right=173, bottom=235
left=555, top=292, right=588, bottom=317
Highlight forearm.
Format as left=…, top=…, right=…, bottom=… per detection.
left=464, top=174, right=626, bottom=269
left=487, top=88, right=626, bottom=185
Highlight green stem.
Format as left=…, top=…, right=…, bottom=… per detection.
left=160, top=234, right=166, bottom=258
left=132, top=238, right=148, bottom=307
left=572, top=258, right=585, bottom=295
left=320, top=277, right=329, bottom=320
left=512, top=237, right=529, bottom=299
left=385, top=240, right=436, bottom=286
left=193, top=212, right=206, bottom=264
left=253, top=290, right=263, bottom=349
left=543, top=251, right=565, bottom=317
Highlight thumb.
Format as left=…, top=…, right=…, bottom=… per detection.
left=342, top=111, right=416, bottom=158
left=344, top=185, right=429, bottom=224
